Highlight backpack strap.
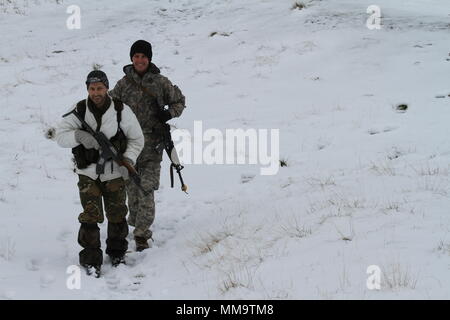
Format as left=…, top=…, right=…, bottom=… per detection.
left=62, top=99, right=86, bottom=119
left=113, top=98, right=123, bottom=126
left=75, top=99, right=87, bottom=119
left=71, top=99, right=88, bottom=130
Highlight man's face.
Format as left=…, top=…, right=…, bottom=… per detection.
left=88, top=82, right=108, bottom=106
left=132, top=53, right=150, bottom=74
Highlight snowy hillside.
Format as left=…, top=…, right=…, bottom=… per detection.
left=0, top=0, right=449, bottom=299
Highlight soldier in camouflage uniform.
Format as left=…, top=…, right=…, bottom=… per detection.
left=109, top=40, right=186, bottom=251
left=56, top=71, right=144, bottom=275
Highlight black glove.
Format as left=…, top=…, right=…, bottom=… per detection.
left=156, top=109, right=172, bottom=123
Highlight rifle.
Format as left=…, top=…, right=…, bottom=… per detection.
left=156, top=123, right=188, bottom=194
left=63, top=109, right=151, bottom=196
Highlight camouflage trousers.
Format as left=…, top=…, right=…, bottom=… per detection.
left=127, top=158, right=161, bottom=241
left=77, top=175, right=129, bottom=266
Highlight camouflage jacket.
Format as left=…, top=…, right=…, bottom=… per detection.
left=109, top=63, right=185, bottom=163
left=109, top=63, right=185, bottom=133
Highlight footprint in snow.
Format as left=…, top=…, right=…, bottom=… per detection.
left=124, top=251, right=147, bottom=267
left=241, top=174, right=255, bottom=184
left=105, top=274, right=120, bottom=290
left=368, top=126, right=399, bottom=135
left=26, top=258, right=44, bottom=271
left=383, top=126, right=399, bottom=133
left=127, top=276, right=143, bottom=292
left=57, top=229, right=72, bottom=242
left=1, top=290, right=16, bottom=300
left=40, top=274, right=56, bottom=288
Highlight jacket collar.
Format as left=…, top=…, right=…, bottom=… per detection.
left=123, top=63, right=161, bottom=83
left=87, top=95, right=111, bottom=116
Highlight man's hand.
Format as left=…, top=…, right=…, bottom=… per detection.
left=118, top=157, right=134, bottom=180
left=74, top=130, right=99, bottom=150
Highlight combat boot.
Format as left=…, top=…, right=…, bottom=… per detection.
left=135, top=236, right=150, bottom=252
left=110, top=255, right=126, bottom=267
left=82, top=264, right=101, bottom=278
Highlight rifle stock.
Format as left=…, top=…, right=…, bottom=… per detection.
left=160, top=123, right=188, bottom=193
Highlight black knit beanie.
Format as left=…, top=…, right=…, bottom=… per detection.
left=130, top=40, right=152, bottom=61
left=85, top=70, right=109, bottom=89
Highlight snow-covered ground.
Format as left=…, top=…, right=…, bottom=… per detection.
left=0, top=0, right=449, bottom=299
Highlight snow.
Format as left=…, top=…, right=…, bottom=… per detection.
left=0, top=0, right=449, bottom=299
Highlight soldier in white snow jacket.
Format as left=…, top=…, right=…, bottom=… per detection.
left=56, top=70, right=144, bottom=276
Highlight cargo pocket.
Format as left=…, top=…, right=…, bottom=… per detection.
left=77, top=175, right=104, bottom=224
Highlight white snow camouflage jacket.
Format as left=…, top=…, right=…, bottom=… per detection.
left=56, top=96, right=144, bottom=181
